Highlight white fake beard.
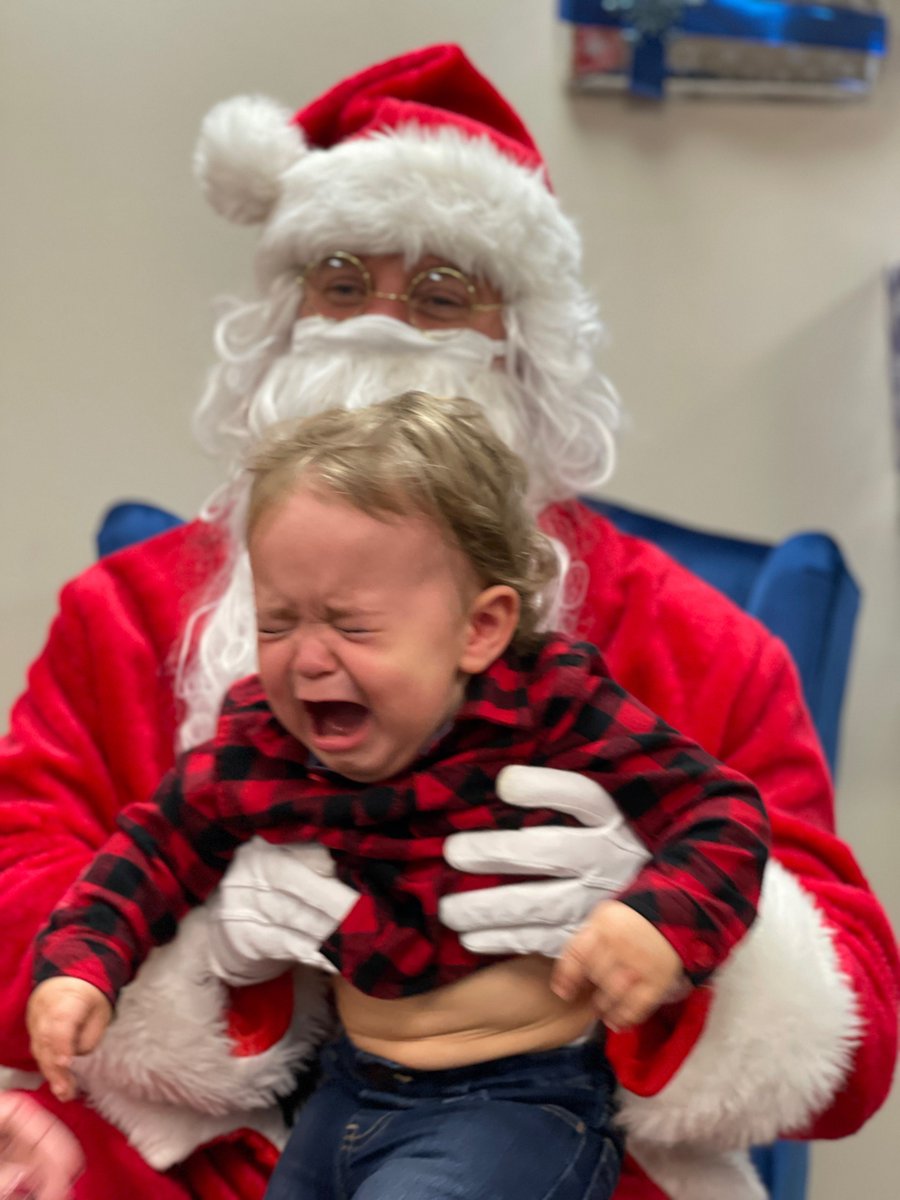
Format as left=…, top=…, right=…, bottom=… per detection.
left=243, top=315, right=536, bottom=498
left=177, top=316, right=566, bottom=751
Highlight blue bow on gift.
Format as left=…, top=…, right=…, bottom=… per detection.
left=559, top=0, right=888, bottom=98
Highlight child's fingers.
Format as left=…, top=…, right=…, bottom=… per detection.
left=551, top=923, right=605, bottom=1000
left=597, top=977, right=669, bottom=1032
left=74, top=1005, right=109, bottom=1057
left=590, top=962, right=639, bottom=1026
left=30, top=1031, right=75, bottom=1100
left=36, top=1052, right=77, bottom=1104
left=550, top=948, right=587, bottom=1001
left=32, top=1032, right=77, bottom=1102
left=28, top=1001, right=87, bottom=1101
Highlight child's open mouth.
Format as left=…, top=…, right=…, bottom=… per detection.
left=304, top=700, right=370, bottom=751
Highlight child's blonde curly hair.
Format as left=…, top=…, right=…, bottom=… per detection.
left=246, top=390, right=560, bottom=650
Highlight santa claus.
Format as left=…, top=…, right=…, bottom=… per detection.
left=0, top=43, right=896, bottom=1200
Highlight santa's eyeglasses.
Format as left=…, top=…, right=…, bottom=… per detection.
left=299, top=251, right=503, bottom=329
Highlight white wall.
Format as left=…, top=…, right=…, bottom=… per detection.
left=1, top=3, right=897, bottom=1196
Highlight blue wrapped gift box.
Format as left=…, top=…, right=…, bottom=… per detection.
left=560, top=0, right=888, bottom=99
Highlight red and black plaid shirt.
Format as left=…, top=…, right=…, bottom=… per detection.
left=35, top=637, right=769, bottom=1002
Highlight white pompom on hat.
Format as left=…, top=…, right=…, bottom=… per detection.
left=192, top=43, right=584, bottom=300
left=195, top=94, right=303, bottom=226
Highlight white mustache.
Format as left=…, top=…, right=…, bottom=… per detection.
left=248, top=315, right=514, bottom=445
left=289, top=313, right=506, bottom=363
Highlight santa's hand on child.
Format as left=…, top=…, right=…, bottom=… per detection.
left=203, top=767, right=649, bottom=981
left=205, top=839, right=356, bottom=985
left=441, top=766, right=651, bottom=958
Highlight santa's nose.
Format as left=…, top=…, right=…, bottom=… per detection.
left=364, top=291, right=410, bottom=323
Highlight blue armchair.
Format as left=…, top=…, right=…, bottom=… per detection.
left=96, top=500, right=184, bottom=558
left=96, top=496, right=862, bottom=1200
left=584, top=498, right=861, bottom=1200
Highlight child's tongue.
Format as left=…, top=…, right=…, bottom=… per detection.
left=310, top=701, right=367, bottom=737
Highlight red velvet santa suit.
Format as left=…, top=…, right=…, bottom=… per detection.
left=1, top=503, right=897, bottom=1200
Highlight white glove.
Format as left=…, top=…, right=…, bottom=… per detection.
left=440, top=766, right=650, bottom=958
left=206, top=838, right=359, bottom=985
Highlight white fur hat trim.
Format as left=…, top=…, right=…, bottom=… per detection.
left=193, top=94, right=583, bottom=302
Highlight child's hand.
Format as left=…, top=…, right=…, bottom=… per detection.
left=551, top=900, right=687, bottom=1031
left=26, top=979, right=112, bottom=1102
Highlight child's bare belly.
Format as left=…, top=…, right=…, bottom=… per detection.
left=333, top=954, right=596, bottom=1070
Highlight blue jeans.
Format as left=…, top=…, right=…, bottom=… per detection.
left=265, top=1035, right=623, bottom=1200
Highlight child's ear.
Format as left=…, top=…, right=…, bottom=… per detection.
left=459, top=586, right=520, bottom=674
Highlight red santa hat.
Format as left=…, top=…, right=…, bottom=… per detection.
left=194, top=43, right=584, bottom=302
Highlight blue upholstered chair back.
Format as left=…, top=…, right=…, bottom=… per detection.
left=584, top=499, right=861, bottom=1200
left=586, top=500, right=860, bottom=779
left=96, top=496, right=862, bottom=1200
left=96, top=501, right=184, bottom=559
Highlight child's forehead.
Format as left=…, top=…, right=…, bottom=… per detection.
left=281, top=476, right=454, bottom=547
left=253, top=482, right=472, bottom=585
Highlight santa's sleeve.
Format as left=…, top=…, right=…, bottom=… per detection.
left=0, top=563, right=175, bottom=1069
left=606, top=638, right=899, bottom=1149
left=0, top=536, right=319, bottom=1179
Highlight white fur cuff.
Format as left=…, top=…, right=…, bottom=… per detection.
left=73, top=906, right=333, bottom=1168
left=618, top=860, right=860, bottom=1149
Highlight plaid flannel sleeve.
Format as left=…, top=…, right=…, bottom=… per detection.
left=32, top=742, right=239, bottom=1003
left=536, top=646, right=771, bottom=983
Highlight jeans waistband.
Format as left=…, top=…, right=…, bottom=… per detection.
left=325, top=1033, right=610, bottom=1099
